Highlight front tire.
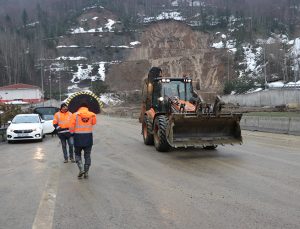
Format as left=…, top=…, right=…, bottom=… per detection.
left=153, top=115, right=170, bottom=152
left=142, top=116, right=154, bottom=145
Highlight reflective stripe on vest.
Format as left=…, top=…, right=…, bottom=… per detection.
left=74, top=114, right=93, bottom=134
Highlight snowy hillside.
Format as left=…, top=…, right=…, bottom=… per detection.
left=48, top=1, right=300, bottom=100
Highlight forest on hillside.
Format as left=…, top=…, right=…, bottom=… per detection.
left=0, top=0, right=299, bottom=90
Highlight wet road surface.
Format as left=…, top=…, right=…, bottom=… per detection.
left=0, top=116, right=300, bottom=229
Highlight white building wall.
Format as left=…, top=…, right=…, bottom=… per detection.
left=0, top=88, right=42, bottom=100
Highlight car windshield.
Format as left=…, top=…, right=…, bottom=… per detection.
left=12, top=115, right=40, bottom=124
left=161, top=81, right=193, bottom=101
left=42, top=114, right=54, bottom=120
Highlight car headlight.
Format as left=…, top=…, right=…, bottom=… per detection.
left=7, top=129, right=14, bottom=133
left=32, top=128, right=37, bottom=131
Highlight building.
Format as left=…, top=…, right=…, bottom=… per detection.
left=0, top=83, right=43, bottom=104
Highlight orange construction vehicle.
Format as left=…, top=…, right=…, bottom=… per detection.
left=139, top=67, right=242, bottom=152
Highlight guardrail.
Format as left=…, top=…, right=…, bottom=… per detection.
left=241, top=116, right=300, bottom=136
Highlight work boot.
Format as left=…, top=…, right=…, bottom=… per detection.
left=64, top=159, right=68, bottom=163
left=77, top=161, right=85, bottom=179
left=70, top=158, right=75, bottom=163
left=84, top=165, right=89, bottom=179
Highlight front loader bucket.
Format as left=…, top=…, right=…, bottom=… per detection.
left=167, top=114, right=242, bottom=148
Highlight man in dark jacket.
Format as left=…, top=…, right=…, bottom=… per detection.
left=70, top=103, right=97, bottom=179
left=53, top=103, right=74, bottom=163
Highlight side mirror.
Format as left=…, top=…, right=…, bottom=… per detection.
left=7, top=121, right=11, bottom=124
left=41, top=120, right=45, bottom=123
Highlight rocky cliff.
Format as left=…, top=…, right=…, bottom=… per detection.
left=106, top=21, right=227, bottom=94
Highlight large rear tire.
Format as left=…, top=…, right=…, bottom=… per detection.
left=142, top=116, right=154, bottom=145
left=153, top=115, right=170, bottom=152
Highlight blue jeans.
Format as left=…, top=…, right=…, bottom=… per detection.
left=75, top=146, right=92, bottom=166
left=58, top=134, right=74, bottom=160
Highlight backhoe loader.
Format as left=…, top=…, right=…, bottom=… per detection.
left=139, top=67, right=242, bottom=152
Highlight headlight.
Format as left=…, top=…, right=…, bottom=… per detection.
left=7, top=129, right=14, bottom=132
left=32, top=128, right=37, bottom=131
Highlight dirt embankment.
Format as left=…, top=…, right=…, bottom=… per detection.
left=106, top=21, right=228, bottom=94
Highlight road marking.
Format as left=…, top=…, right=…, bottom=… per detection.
left=32, top=165, right=60, bottom=229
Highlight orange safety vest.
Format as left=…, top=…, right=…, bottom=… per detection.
left=71, top=107, right=96, bottom=134
left=53, top=111, right=73, bottom=130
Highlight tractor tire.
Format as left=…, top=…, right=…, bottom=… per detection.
left=203, top=145, right=218, bottom=150
left=142, top=116, right=154, bottom=145
left=153, top=115, right=170, bottom=152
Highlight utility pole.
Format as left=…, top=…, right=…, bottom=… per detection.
left=264, top=44, right=267, bottom=88
left=227, top=51, right=230, bottom=81
left=58, top=71, right=61, bottom=102
left=40, top=59, right=44, bottom=106
left=91, top=77, right=93, bottom=91
left=49, top=69, right=52, bottom=102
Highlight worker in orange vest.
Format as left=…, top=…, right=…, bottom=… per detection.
left=70, top=103, right=97, bottom=179
left=53, top=103, right=74, bottom=163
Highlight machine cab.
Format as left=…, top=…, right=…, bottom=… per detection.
left=151, top=78, right=194, bottom=112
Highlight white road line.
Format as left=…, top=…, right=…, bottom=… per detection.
left=32, top=166, right=60, bottom=229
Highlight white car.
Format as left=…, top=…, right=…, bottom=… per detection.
left=40, top=114, right=55, bottom=135
left=6, top=114, right=50, bottom=143
left=33, top=107, right=58, bottom=135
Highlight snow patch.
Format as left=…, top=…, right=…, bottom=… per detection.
left=171, top=0, right=179, bottom=6
left=246, top=88, right=263, bottom=94
left=100, top=93, right=122, bottom=106
left=130, top=41, right=141, bottom=46
left=267, top=81, right=285, bottom=88
left=212, top=41, right=224, bottom=49
left=70, top=19, right=116, bottom=34
left=26, top=21, right=39, bottom=27
left=98, top=62, right=106, bottom=81
left=56, top=56, right=87, bottom=61
left=108, top=45, right=132, bottom=49
left=71, top=62, right=107, bottom=83
left=240, top=45, right=262, bottom=77
left=143, top=11, right=185, bottom=23
left=57, top=45, right=79, bottom=48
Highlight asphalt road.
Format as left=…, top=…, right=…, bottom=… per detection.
left=0, top=115, right=300, bottom=229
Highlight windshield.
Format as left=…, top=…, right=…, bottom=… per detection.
left=161, top=81, right=193, bottom=101
left=42, top=114, right=54, bottom=120
left=34, top=107, right=58, bottom=116
left=12, top=115, right=40, bottom=124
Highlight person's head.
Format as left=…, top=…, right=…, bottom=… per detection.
left=60, top=103, right=68, bottom=113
